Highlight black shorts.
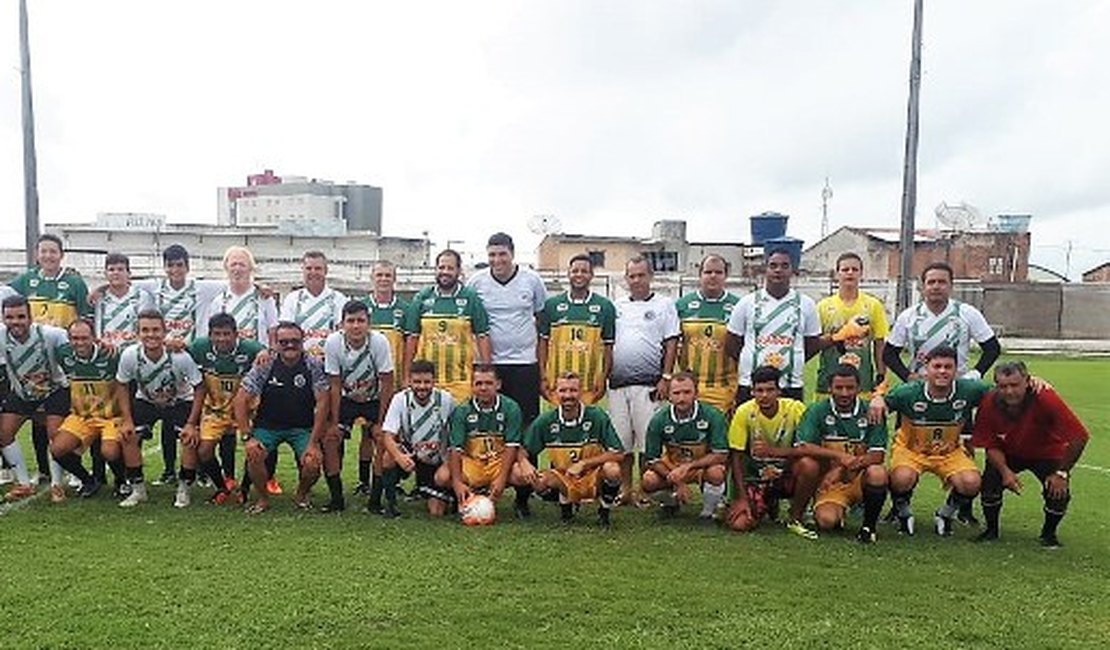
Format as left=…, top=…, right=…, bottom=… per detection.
left=338, top=398, right=380, bottom=437
left=1, top=387, right=70, bottom=418
left=133, top=400, right=192, bottom=441
left=494, top=363, right=540, bottom=428
left=736, top=385, right=804, bottom=404
left=400, top=460, right=452, bottom=503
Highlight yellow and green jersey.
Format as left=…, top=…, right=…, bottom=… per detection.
left=676, top=290, right=739, bottom=411
left=884, top=379, right=990, bottom=455
left=9, top=267, right=91, bottom=328
left=189, top=337, right=265, bottom=418
left=59, top=344, right=120, bottom=419
left=405, top=285, right=490, bottom=402
left=816, top=292, right=890, bottom=393
left=448, top=394, right=523, bottom=461
left=727, top=398, right=807, bottom=482
left=645, top=400, right=729, bottom=465
left=525, top=404, right=622, bottom=469
left=538, top=291, right=616, bottom=405
left=797, top=397, right=887, bottom=456
left=370, top=295, right=409, bottom=391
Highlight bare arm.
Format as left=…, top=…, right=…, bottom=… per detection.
left=476, top=335, right=492, bottom=365
left=403, top=335, right=418, bottom=386
left=724, top=332, right=743, bottom=364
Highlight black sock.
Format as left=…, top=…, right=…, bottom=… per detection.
left=515, top=484, right=533, bottom=507
left=90, top=439, right=106, bottom=483
left=891, top=489, right=913, bottom=516
left=180, top=467, right=197, bottom=485
left=55, top=453, right=92, bottom=484
left=600, top=479, right=620, bottom=510
left=219, top=434, right=236, bottom=479
left=358, top=460, right=372, bottom=485
left=32, top=420, right=50, bottom=475
left=368, top=474, right=383, bottom=507
left=126, top=466, right=144, bottom=484
left=265, top=450, right=278, bottom=479
left=326, top=473, right=343, bottom=504
left=161, top=424, right=178, bottom=475
left=201, top=459, right=225, bottom=491
left=239, top=463, right=253, bottom=495
left=108, top=459, right=125, bottom=484
left=862, top=484, right=886, bottom=529
left=382, top=467, right=401, bottom=506
left=1041, top=511, right=1064, bottom=538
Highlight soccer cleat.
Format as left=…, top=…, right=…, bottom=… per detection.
left=50, top=484, right=66, bottom=503
left=856, top=526, right=877, bottom=544
left=174, top=483, right=191, bottom=508
left=207, top=490, right=230, bottom=506
left=4, top=484, right=36, bottom=501
left=597, top=506, right=611, bottom=529
left=66, top=473, right=83, bottom=489
left=351, top=482, right=370, bottom=496
left=119, top=483, right=148, bottom=508
left=266, top=478, right=284, bottom=496
left=896, top=513, right=916, bottom=536
left=197, top=475, right=214, bottom=489
left=363, top=502, right=385, bottom=515
left=223, top=476, right=238, bottom=492
left=513, top=501, right=533, bottom=520
left=786, top=519, right=819, bottom=540
left=0, top=468, right=13, bottom=485
left=1039, top=534, right=1062, bottom=549
left=659, top=504, right=680, bottom=519
left=79, top=477, right=102, bottom=499
left=560, top=503, right=575, bottom=523
left=319, top=499, right=346, bottom=513
left=151, top=471, right=177, bottom=487
left=382, top=503, right=402, bottom=519
left=957, top=505, right=980, bottom=527
left=934, top=509, right=954, bottom=537
left=974, top=529, right=1000, bottom=543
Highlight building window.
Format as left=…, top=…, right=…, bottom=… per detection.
left=587, top=250, right=606, bottom=268
left=988, top=256, right=1004, bottom=275
left=645, top=250, right=678, bottom=272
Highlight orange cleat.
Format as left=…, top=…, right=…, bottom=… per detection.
left=266, top=478, right=283, bottom=496
left=224, top=476, right=238, bottom=492
left=5, top=484, right=37, bottom=502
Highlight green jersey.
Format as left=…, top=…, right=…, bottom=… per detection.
left=189, top=337, right=265, bottom=417
left=526, top=404, right=623, bottom=469
left=797, top=397, right=888, bottom=456
left=884, top=378, right=990, bottom=455
left=675, top=291, right=739, bottom=411
left=538, top=291, right=616, bottom=404
left=645, top=400, right=729, bottom=465
left=448, top=394, right=523, bottom=461
left=369, top=295, right=409, bottom=390
left=404, top=285, right=490, bottom=401
left=9, top=267, right=91, bottom=327
left=59, top=343, right=121, bottom=419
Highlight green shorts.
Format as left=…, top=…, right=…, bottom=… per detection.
left=252, top=427, right=312, bottom=458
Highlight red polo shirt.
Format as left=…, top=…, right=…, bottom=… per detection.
left=972, top=388, right=1088, bottom=461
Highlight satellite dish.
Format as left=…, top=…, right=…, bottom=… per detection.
left=527, top=214, right=563, bottom=235
left=934, top=201, right=984, bottom=231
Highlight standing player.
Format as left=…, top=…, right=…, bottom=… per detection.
left=323, top=300, right=395, bottom=513
left=972, top=361, right=1089, bottom=547
left=115, top=311, right=203, bottom=507
left=517, top=372, right=624, bottom=526
left=726, top=247, right=821, bottom=403
left=0, top=295, right=71, bottom=501
left=675, top=254, right=740, bottom=413
left=279, top=251, right=345, bottom=358
left=404, top=249, right=491, bottom=401
left=610, top=256, right=681, bottom=505
left=94, top=253, right=156, bottom=350
left=640, top=372, right=729, bottom=520
left=538, top=253, right=616, bottom=406
left=134, top=244, right=227, bottom=348
left=725, top=365, right=816, bottom=538
left=378, top=359, right=456, bottom=518
left=813, top=253, right=890, bottom=397
left=868, top=346, right=989, bottom=536
left=794, top=364, right=889, bottom=543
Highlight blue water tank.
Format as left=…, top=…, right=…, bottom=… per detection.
left=750, top=212, right=789, bottom=245
left=764, top=236, right=804, bottom=270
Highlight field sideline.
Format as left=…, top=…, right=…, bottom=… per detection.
left=1, top=356, right=1107, bottom=649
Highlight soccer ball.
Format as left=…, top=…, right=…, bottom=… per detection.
left=460, top=495, right=496, bottom=526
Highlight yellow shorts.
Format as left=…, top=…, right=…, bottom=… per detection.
left=891, top=443, right=977, bottom=481
left=60, top=415, right=120, bottom=444
left=815, top=472, right=864, bottom=510
left=201, top=414, right=235, bottom=442
left=462, top=455, right=502, bottom=489
left=653, top=458, right=706, bottom=485
left=550, top=468, right=600, bottom=503
left=697, top=386, right=734, bottom=415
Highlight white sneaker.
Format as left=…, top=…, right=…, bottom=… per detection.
left=174, top=483, right=191, bottom=508
left=119, top=483, right=148, bottom=508
left=67, top=472, right=83, bottom=489
left=0, top=468, right=13, bottom=485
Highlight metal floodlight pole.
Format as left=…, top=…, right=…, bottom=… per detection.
left=896, top=0, right=924, bottom=312
left=20, top=0, right=41, bottom=268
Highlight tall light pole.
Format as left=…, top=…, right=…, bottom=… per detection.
left=20, top=0, right=41, bottom=267
left=896, top=0, right=924, bottom=312
left=820, top=177, right=833, bottom=239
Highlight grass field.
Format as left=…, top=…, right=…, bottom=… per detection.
left=1, top=355, right=1107, bottom=649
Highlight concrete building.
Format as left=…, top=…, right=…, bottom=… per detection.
left=217, top=169, right=383, bottom=234
left=802, top=226, right=1030, bottom=283
left=1082, top=262, right=1110, bottom=283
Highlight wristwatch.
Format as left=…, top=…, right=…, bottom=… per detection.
left=661, top=373, right=673, bottom=381
left=1054, top=469, right=1070, bottom=480
left=239, top=429, right=252, bottom=443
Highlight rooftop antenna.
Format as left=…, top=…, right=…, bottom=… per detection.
left=527, top=214, right=563, bottom=236
left=934, top=201, right=984, bottom=232
left=820, top=177, right=833, bottom=239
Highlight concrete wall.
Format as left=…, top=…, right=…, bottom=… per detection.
left=981, top=283, right=1110, bottom=339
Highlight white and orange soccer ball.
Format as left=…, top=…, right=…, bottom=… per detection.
left=460, top=495, right=497, bottom=526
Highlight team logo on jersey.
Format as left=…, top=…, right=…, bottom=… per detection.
left=952, top=400, right=967, bottom=410
left=695, top=419, right=708, bottom=430
left=587, top=304, right=601, bottom=313
left=467, top=413, right=479, bottom=424
left=393, top=309, right=405, bottom=320
left=663, top=425, right=675, bottom=435
left=29, top=278, right=39, bottom=288
left=857, top=417, right=869, bottom=429
left=455, top=298, right=468, bottom=307
left=913, top=402, right=927, bottom=412
left=235, top=354, right=249, bottom=364
left=688, top=301, right=701, bottom=309
left=63, top=357, right=75, bottom=367
left=423, top=298, right=435, bottom=308
left=293, top=374, right=306, bottom=388
left=495, top=412, right=504, bottom=422
left=58, top=281, right=69, bottom=290
left=582, top=421, right=592, bottom=431
left=556, top=303, right=569, bottom=312
left=825, top=415, right=836, bottom=426
left=549, top=423, right=560, bottom=434
left=206, top=352, right=218, bottom=362
left=644, top=311, right=656, bottom=321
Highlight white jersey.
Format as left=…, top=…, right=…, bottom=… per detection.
left=466, top=266, right=547, bottom=364
left=0, top=323, right=68, bottom=400
left=116, top=345, right=202, bottom=406
left=727, top=288, right=821, bottom=389
left=323, top=330, right=395, bottom=401
left=611, top=293, right=681, bottom=387
left=201, top=287, right=279, bottom=343
left=94, top=285, right=156, bottom=348
left=887, top=299, right=995, bottom=375
left=382, top=387, right=455, bottom=465
left=280, top=286, right=346, bottom=357
left=135, top=278, right=226, bottom=344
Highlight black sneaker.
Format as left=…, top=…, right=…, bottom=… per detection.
left=975, top=529, right=1000, bottom=543
left=382, top=503, right=402, bottom=519
left=660, top=504, right=680, bottom=519
left=112, top=481, right=131, bottom=499
left=882, top=505, right=898, bottom=524
left=597, top=507, right=611, bottom=529
left=934, top=509, right=954, bottom=537
left=152, top=471, right=177, bottom=487
left=78, top=477, right=102, bottom=498
left=856, top=526, right=877, bottom=544
left=1039, top=533, right=1062, bottom=549
left=319, top=499, right=346, bottom=513
left=351, top=482, right=370, bottom=497
left=560, top=503, right=575, bottom=523
left=957, top=504, right=980, bottom=526
left=364, top=502, right=385, bottom=515
left=896, top=512, right=916, bottom=536
left=513, top=501, right=533, bottom=520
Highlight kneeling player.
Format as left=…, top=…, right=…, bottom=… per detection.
left=725, top=365, right=817, bottom=538
left=378, top=359, right=455, bottom=517
left=795, top=364, right=889, bottom=543
left=517, top=372, right=624, bottom=526
left=443, top=364, right=529, bottom=517
left=640, top=372, right=729, bottom=520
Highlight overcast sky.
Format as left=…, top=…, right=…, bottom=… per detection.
left=1, top=1, right=1107, bottom=277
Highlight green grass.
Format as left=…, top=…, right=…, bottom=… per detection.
left=1, top=356, right=1108, bottom=649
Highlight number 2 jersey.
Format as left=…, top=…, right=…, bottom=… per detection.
left=448, top=394, right=522, bottom=462
left=189, top=337, right=266, bottom=420
left=645, top=401, right=729, bottom=467
left=884, top=378, right=990, bottom=455
left=526, top=404, right=623, bottom=471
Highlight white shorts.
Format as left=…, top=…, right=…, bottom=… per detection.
left=607, top=385, right=658, bottom=454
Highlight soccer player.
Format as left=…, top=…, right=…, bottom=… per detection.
left=404, top=249, right=492, bottom=401
left=234, top=321, right=328, bottom=514
left=794, top=364, right=890, bottom=543
left=323, top=300, right=395, bottom=513
left=133, top=244, right=227, bottom=348
left=442, top=364, right=526, bottom=516
left=49, top=319, right=123, bottom=501
left=518, top=372, right=624, bottom=526
left=972, top=361, right=1089, bottom=547
left=610, top=256, right=680, bottom=505
left=868, top=345, right=989, bottom=536
left=813, top=253, right=890, bottom=397
left=0, top=295, right=72, bottom=501
left=726, top=247, right=821, bottom=403
left=725, top=365, right=815, bottom=538
left=115, top=311, right=203, bottom=507
left=537, top=253, right=616, bottom=406
left=94, top=253, right=156, bottom=350
left=378, top=359, right=456, bottom=518
left=185, top=313, right=266, bottom=504
left=279, top=251, right=346, bottom=358
left=675, top=254, right=740, bottom=413
left=640, top=372, right=729, bottom=520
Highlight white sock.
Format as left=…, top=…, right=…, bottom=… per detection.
left=49, top=459, right=65, bottom=487
left=1, top=442, right=31, bottom=486
left=700, top=483, right=725, bottom=516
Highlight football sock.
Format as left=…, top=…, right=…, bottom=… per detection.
left=358, top=460, right=372, bottom=486
left=515, top=485, right=533, bottom=508
left=700, top=483, right=725, bottom=516
left=180, top=467, right=197, bottom=485
left=1041, top=510, right=1064, bottom=538
left=108, top=459, right=125, bottom=485
left=652, top=490, right=677, bottom=507
left=862, top=484, right=887, bottom=529
left=219, top=434, right=236, bottom=478
left=160, top=425, right=178, bottom=475
left=48, top=458, right=65, bottom=487
left=55, top=453, right=92, bottom=485
left=265, top=450, right=278, bottom=479
left=90, top=439, right=107, bottom=483
left=126, top=466, right=145, bottom=485
left=325, top=474, right=343, bottom=504
left=31, top=420, right=50, bottom=475
left=0, top=443, right=30, bottom=485
left=939, top=491, right=969, bottom=518
left=382, top=467, right=401, bottom=505
left=982, top=496, right=1002, bottom=534
left=201, top=459, right=225, bottom=490
left=891, top=489, right=913, bottom=517
left=368, top=474, right=383, bottom=508
left=600, top=478, right=620, bottom=510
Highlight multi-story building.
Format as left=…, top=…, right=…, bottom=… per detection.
left=217, top=169, right=383, bottom=234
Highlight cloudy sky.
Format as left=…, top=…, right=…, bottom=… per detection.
left=1, top=1, right=1107, bottom=276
